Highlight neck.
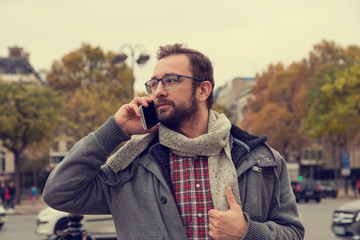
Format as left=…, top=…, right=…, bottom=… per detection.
left=177, top=108, right=209, bottom=138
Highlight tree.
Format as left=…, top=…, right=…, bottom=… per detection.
left=0, top=83, right=62, bottom=203
left=47, top=43, right=132, bottom=100
left=63, top=84, right=126, bottom=140
left=304, top=41, right=360, bottom=180
left=212, top=102, right=232, bottom=119
left=242, top=62, right=311, bottom=160
left=47, top=43, right=132, bottom=141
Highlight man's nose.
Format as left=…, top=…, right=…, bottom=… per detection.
left=154, top=81, right=167, bottom=97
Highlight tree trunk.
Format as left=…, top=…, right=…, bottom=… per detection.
left=330, top=140, right=340, bottom=186
left=32, top=163, right=38, bottom=187
left=339, top=135, right=348, bottom=195
left=14, top=152, right=21, bottom=205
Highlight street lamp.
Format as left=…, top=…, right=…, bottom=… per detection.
left=113, top=44, right=150, bottom=99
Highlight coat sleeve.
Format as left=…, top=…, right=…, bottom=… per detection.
left=42, top=117, right=130, bottom=214
left=242, top=148, right=305, bottom=240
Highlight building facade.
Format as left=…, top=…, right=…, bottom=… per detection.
left=0, top=46, right=43, bottom=182
left=215, top=76, right=360, bottom=181
left=215, top=77, right=255, bottom=123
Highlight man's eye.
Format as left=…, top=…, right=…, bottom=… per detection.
left=164, top=78, right=177, bottom=84
left=149, top=80, right=158, bottom=87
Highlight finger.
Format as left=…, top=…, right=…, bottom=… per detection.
left=225, top=186, right=238, bottom=210
left=147, top=124, right=159, bottom=133
left=139, top=97, right=152, bottom=107
left=208, top=208, right=218, bottom=218
left=131, top=97, right=152, bottom=107
left=127, top=103, right=141, bottom=117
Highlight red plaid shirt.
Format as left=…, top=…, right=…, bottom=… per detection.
left=169, top=135, right=234, bottom=240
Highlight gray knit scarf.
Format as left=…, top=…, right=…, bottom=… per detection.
left=106, top=110, right=241, bottom=211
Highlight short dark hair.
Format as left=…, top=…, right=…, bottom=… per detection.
left=156, top=43, right=214, bottom=109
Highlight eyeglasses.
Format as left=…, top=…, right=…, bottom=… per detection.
left=145, top=74, right=205, bottom=94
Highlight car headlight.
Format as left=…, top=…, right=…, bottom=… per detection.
left=355, top=212, right=360, bottom=222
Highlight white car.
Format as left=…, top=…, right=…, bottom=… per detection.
left=0, top=204, right=6, bottom=229
left=36, top=206, right=116, bottom=239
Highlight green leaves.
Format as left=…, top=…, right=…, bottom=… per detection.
left=304, top=42, right=360, bottom=139
left=0, top=83, right=62, bottom=153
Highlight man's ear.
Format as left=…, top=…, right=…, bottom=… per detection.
left=198, top=81, right=212, bottom=103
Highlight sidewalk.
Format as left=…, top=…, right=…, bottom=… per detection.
left=5, top=198, right=48, bottom=215
left=337, top=188, right=360, bottom=199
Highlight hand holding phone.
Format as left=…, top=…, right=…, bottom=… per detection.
left=139, top=101, right=159, bottom=130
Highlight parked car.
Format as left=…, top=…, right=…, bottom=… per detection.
left=291, top=180, right=323, bottom=203
left=0, top=204, right=6, bottom=229
left=332, top=200, right=360, bottom=238
left=36, top=206, right=116, bottom=239
left=321, top=181, right=338, bottom=198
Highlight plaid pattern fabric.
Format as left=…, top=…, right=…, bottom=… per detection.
left=169, top=135, right=234, bottom=239
left=170, top=153, right=213, bottom=240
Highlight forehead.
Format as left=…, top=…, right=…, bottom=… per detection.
left=152, top=54, right=192, bottom=78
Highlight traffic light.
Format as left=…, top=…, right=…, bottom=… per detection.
left=298, top=176, right=303, bottom=181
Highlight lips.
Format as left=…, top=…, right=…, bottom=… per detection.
left=156, top=100, right=173, bottom=107
left=155, top=99, right=174, bottom=111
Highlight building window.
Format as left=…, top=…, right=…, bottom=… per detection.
left=50, top=156, right=64, bottom=165
left=52, top=141, right=60, bottom=152
left=66, top=141, right=73, bottom=151
left=0, top=152, right=5, bottom=173
left=317, top=150, right=323, bottom=160
left=304, top=150, right=309, bottom=160
left=16, top=67, right=23, bottom=74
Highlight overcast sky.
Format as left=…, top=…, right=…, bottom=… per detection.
left=1, top=0, right=359, bottom=93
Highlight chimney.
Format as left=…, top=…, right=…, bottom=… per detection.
left=8, top=45, right=29, bottom=61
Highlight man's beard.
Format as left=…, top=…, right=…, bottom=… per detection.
left=156, top=95, right=198, bottom=130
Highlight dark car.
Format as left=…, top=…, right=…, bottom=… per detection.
left=321, top=181, right=338, bottom=198
left=332, top=200, right=360, bottom=238
left=291, top=180, right=323, bottom=203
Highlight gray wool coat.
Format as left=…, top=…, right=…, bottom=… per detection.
left=43, top=117, right=304, bottom=240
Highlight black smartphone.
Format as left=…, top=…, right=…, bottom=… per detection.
left=139, top=101, right=159, bottom=130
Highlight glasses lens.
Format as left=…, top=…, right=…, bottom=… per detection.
left=163, top=75, right=179, bottom=90
left=145, top=75, right=180, bottom=93
left=146, top=79, right=158, bottom=93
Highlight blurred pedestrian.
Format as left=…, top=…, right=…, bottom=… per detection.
left=30, top=185, right=38, bottom=205
left=357, top=180, right=360, bottom=195
left=5, top=185, right=10, bottom=209
left=7, top=181, right=15, bottom=209
left=351, top=176, right=357, bottom=196
left=0, top=182, right=5, bottom=206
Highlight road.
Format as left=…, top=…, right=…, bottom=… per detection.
left=0, top=196, right=357, bottom=240
left=297, top=196, right=355, bottom=239
left=0, top=214, right=45, bottom=240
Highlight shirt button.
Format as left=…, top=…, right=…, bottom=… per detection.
left=160, top=196, right=167, bottom=204
left=196, top=184, right=200, bottom=188
left=198, top=213, right=202, bottom=217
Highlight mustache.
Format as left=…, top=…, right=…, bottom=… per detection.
left=155, top=99, right=175, bottom=108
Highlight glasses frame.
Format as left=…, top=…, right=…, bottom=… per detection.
left=145, top=74, right=205, bottom=94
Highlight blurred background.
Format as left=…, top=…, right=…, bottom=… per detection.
left=0, top=0, right=360, bottom=239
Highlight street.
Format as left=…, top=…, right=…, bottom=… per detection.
left=0, top=214, right=45, bottom=240
left=297, top=197, right=354, bottom=239
left=0, top=196, right=357, bottom=240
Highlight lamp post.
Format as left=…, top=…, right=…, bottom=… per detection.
left=113, top=44, right=150, bottom=99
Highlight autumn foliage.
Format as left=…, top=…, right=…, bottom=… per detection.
left=47, top=43, right=133, bottom=140
left=242, top=40, right=360, bottom=162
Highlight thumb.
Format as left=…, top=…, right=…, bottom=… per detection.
left=225, top=186, right=238, bottom=210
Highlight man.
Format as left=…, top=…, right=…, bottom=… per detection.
left=43, top=44, right=304, bottom=239
left=7, top=181, right=15, bottom=209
